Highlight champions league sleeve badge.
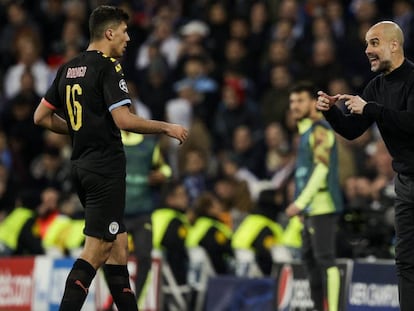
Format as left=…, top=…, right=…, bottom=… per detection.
left=119, top=79, right=129, bottom=93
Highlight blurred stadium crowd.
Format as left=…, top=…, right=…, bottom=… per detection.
left=0, top=0, right=413, bottom=261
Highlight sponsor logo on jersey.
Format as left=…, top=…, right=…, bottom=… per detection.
left=109, top=222, right=119, bottom=235
left=66, top=66, right=87, bottom=78
left=119, top=79, right=128, bottom=93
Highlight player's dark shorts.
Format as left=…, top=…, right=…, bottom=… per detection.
left=71, top=164, right=126, bottom=242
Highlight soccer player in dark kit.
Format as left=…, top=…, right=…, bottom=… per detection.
left=34, top=5, right=188, bottom=311
left=317, top=21, right=414, bottom=311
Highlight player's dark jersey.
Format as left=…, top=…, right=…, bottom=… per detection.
left=42, top=50, right=131, bottom=176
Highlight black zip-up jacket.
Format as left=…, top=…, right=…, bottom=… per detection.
left=323, top=59, right=414, bottom=175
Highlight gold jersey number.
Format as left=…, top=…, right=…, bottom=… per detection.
left=65, top=84, right=83, bottom=131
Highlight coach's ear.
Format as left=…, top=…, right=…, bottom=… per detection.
left=390, top=39, right=398, bottom=53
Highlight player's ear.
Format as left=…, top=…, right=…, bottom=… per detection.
left=105, top=28, right=114, bottom=41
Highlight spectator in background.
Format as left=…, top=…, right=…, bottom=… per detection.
left=212, top=75, right=261, bottom=151
left=232, top=190, right=285, bottom=276
left=229, top=17, right=250, bottom=44
left=274, top=0, right=306, bottom=43
left=0, top=130, right=12, bottom=172
left=259, top=39, right=301, bottom=90
left=342, top=139, right=395, bottom=258
left=303, top=38, right=344, bottom=90
left=173, top=56, right=218, bottom=126
left=0, top=162, right=16, bottom=215
left=59, top=193, right=85, bottom=258
left=260, top=64, right=293, bottom=127
left=30, top=145, right=71, bottom=193
left=349, top=0, right=381, bottom=31
left=326, top=77, right=361, bottom=185
left=263, top=122, right=292, bottom=179
left=393, top=0, right=414, bottom=56
left=138, top=54, right=173, bottom=121
left=179, top=20, right=210, bottom=54
left=231, top=125, right=265, bottom=179
left=299, top=15, right=343, bottom=61
left=126, top=80, right=152, bottom=120
left=248, top=1, right=272, bottom=62
left=204, top=2, right=229, bottom=63
left=136, top=39, right=169, bottom=81
left=37, top=0, right=66, bottom=62
left=186, top=192, right=233, bottom=275
left=52, top=19, right=87, bottom=61
left=181, top=148, right=208, bottom=206
left=0, top=1, right=40, bottom=71
left=152, top=182, right=190, bottom=286
left=165, top=80, right=195, bottom=177
left=136, top=17, right=181, bottom=72
left=41, top=130, right=72, bottom=161
left=213, top=173, right=254, bottom=230
left=174, top=20, right=213, bottom=82
left=222, top=38, right=254, bottom=79
left=63, top=0, right=89, bottom=36
left=3, top=30, right=50, bottom=100
left=117, top=1, right=149, bottom=80
left=326, top=0, right=347, bottom=44
left=35, top=187, right=71, bottom=257
left=0, top=189, right=44, bottom=256
left=2, top=88, right=44, bottom=187
left=343, top=22, right=376, bottom=93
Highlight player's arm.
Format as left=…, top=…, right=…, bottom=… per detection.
left=104, top=59, right=188, bottom=144
left=34, top=99, right=69, bottom=134
left=111, top=106, right=188, bottom=144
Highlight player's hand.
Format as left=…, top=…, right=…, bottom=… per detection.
left=285, top=202, right=301, bottom=217
left=316, top=91, right=340, bottom=111
left=166, top=124, right=188, bottom=145
left=339, top=94, right=367, bottom=115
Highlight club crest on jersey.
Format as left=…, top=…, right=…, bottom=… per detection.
left=119, top=79, right=128, bottom=93
left=109, top=221, right=119, bottom=235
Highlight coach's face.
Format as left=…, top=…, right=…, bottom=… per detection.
left=109, top=21, right=130, bottom=58
left=365, top=25, right=393, bottom=73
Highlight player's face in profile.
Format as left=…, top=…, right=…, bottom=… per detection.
left=365, top=26, right=392, bottom=73
left=110, top=21, right=130, bottom=58
left=289, top=91, right=314, bottom=121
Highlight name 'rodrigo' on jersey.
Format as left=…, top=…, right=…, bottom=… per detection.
left=41, top=50, right=131, bottom=176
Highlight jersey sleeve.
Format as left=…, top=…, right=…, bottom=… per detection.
left=43, top=66, right=64, bottom=110
left=102, top=59, right=131, bottom=112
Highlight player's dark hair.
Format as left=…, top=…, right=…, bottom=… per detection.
left=89, top=5, right=129, bottom=41
left=289, top=81, right=318, bottom=99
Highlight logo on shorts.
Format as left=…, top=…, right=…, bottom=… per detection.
left=109, top=222, right=119, bottom=235
left=119, top=79, right=128, bottom=93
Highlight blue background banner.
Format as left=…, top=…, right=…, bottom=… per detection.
left=205, top=275, right=276, bottom=311
left=346, top=261, right=398, bottom=311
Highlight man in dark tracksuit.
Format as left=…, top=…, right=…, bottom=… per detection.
left=317, top=21, right=414, bottom=311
